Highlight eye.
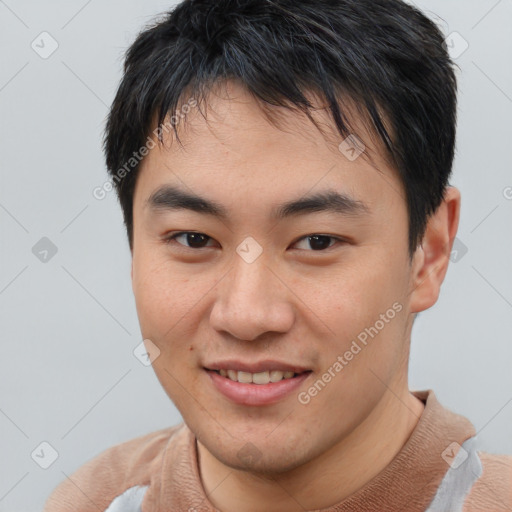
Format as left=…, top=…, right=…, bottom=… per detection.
left=164, top=232, right=346, bottom=252
left=165, top=231, right=217, bottom=249
left=292, top=234, right=344, bottom=251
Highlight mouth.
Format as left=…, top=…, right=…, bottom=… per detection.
left=208, top=368, right=309, bottom=384
left=204, top=367, right=313, bottom=406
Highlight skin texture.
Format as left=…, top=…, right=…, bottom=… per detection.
left=130, top=80, right=461, bottom=511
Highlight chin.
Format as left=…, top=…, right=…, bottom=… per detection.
left=226, top=450, right=306, bottom=476
left=201, top=433, right=312, bottom=476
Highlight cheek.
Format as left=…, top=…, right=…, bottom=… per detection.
left=132, top=253, right=187, bottom=339
left=132, top=261, right=204, bottom=399
left=315, top=262, right=400, bottom=334
left=132, top=253, right=217, bottom=357
left=305, top=253, right=409, bottom=376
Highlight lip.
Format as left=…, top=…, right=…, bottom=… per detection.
left=205, top=369, right=312, bottom=406
left=204, top=359, right=311, bottom=374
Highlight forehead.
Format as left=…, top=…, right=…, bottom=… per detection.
left=134, top=81, right=403, bottom=216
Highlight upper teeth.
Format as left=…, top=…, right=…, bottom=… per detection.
left=218, top=369, right=296, bottom=384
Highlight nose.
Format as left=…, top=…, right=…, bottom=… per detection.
left=209, top=253, right=295, bottom=341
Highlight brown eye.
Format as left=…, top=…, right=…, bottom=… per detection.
left=166, top=232, right=215, bottom=249
left=293, top=234, right=342, bottom=251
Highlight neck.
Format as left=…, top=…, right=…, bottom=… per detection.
left=197, top=388, right=424, bottom=512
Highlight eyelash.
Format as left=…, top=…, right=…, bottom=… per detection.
left=164, top=231, right=347, bottom=252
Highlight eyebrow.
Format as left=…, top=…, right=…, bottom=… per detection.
left=145, top=185, right=370, bottom=221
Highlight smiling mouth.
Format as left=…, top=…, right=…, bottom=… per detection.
left=207, top=368, right=312, bottom=385
left=204, top=367, right=313, bottom=406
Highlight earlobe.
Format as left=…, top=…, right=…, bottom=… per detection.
left=409, top=186, right=461, bottom=313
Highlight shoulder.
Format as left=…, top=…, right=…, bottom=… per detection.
left=43, top=423, right=186, bottom=512
left=464, top=451, right=512, bottom=511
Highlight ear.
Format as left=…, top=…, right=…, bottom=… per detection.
left=409, top=186, right=461, bottom=313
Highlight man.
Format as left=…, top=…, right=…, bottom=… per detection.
left=44, top=0, right=512, bottom=510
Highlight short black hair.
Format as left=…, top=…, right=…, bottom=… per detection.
left=103, top=0, right=458, bottom=257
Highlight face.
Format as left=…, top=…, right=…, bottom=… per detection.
left=131, top=80, right=419, bottom=473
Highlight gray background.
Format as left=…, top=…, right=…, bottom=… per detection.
left=0, top=0, right=511, bottom=510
